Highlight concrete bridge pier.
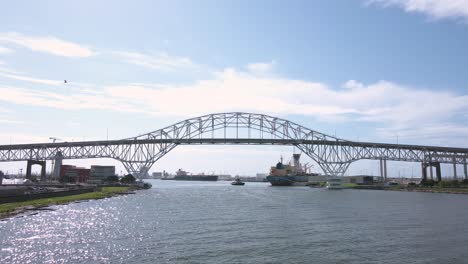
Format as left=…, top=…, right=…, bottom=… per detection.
left=464, top=158, right=467, bottom=180
left=421, top=162, right=427, bottom=181
left=26, top=159, right=47, bottom=182
left=421, top=161, right=441, bottom=182
left=453, top=157, right=458, bottom=180
left=380, top=159, right=383, bottom=182
left=52, top=151, right=63, bottom=181
left=379, top=159, right=387, bottom=182
left=435, top=162, right=442, bottom=182
left=429, top=163, right=434, bottom=180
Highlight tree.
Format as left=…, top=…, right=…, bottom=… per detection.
left=120, top=174, right=136, bottom=184
left=420, top=179, right=435, bottom=187
left=106, top=175, right=119, bottom=183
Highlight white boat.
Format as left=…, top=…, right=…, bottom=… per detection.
left=326, top=178, right=343, bottom=189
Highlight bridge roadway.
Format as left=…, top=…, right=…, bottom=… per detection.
left=1, top=138, right=468, bottom=153
left=1, top=138, right=468, bottom=154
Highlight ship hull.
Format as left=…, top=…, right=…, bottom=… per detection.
left=174, top=175, right=218, bottom=181
left=266, top=176, right=294, bottom=186
left=266, top=175, right=311, bottom=186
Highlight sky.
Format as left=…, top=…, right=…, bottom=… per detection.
left=0, top=0, right=467, bottom=177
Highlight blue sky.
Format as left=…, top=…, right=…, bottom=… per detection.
left=0, top=0, right=467, bottom=176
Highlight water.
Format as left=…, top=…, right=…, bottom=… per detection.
left=2, top=180, right=468, bottom=264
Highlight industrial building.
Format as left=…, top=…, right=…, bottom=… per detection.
left=60, top=165, right=90, bottom=183
left=89, top=165, right=116, bottom=183
left=343, top=175, right=375, bottom=185
left=151, top=172, right=163, bottom=179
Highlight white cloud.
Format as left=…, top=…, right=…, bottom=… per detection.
left=246, top=61, right=276, bottom=74
left=0, top=86, right=145, bottom=114
left=0, top=132, right=47, bottom=145
left=113, top=51, right=197, bottom=72
left=0, top=66, right=467, bottom=144
left=368, top=0, right=468, bottom=21
left=0, top=72, right=62, bottom=86
left=0, top=119, right=24, bottom=124
left=0, top=32, right=95, bottom=58
left=343, top=80, right=365, bottom=89
left=0, top=45, right=13, bottom=54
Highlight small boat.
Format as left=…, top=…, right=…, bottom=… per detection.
left=231, top=178, right=245, bottom=186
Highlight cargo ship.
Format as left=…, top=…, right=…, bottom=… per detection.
left=266, top=154, right=318, bottom=186
left=165, top=169, right=218, bottom=181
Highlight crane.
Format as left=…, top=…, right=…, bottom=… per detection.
left=49, top=137, right=61, bottom=143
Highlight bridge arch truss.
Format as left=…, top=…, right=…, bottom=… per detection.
left=0, top=112, right=467, bottom=178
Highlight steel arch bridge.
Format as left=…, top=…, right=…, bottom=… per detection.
left=0, top=112, right=467, bottom=178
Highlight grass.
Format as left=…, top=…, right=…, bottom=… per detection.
left=342, top=183, right=358, bottom=188
left=0, top=186, right=131, bottom=215
left=101, top=186, right=131, bottom=194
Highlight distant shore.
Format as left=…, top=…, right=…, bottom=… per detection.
left=347, top=184, right=468, bottom=194
left=0, top=186, right=135, bottom=220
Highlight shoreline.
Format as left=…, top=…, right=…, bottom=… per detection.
left=0, top=186, right=136, bottom=220
left=349, top=185, right=468, bottom=194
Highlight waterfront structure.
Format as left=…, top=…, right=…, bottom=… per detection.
left=151, top=172, right=163, bottom=179
left=343, top=175, right=374, bottom=185
left=255, top=173, right=268, bottom=181
left=60, top=165, right=90, bottom=183
left=89, top=166, right=115, bottom=183
left=308, top=175, right=330, bottom=184
left=326, top=178, right=343, bottom=189
left=0, top=112, right=467, bottom=179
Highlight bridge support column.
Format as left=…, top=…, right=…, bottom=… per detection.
left=453, top=157, right=458, bottom=180
left=52, top=151, right=63, bottom=181
left=429, top=163, right=433, bottom=180
left=383, top=159, right=387, bottom=182
left=434, top=162, right=441, bottom=182
left=380, top=159, right=384, bottom=182
left=464, top=158, right=467, bottom=180
left=26, top=159, right=47, bottom=181
left=421, top=162, right=427, bottom=181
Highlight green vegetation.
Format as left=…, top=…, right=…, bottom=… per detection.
left=120, top=174, right=136, bottom=184
left=101, top=186, right=131, bottom=194
left=105, top=175, right=120, bottom=183
left=342, top=183, right=358, bottom=188
left=0, top=186, right=131, bottom=215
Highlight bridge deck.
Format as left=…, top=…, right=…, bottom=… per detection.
left=1, top=138, right=467, bottom=154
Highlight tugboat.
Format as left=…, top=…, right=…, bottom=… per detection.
left=231, top=177, right=245, bottom=186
